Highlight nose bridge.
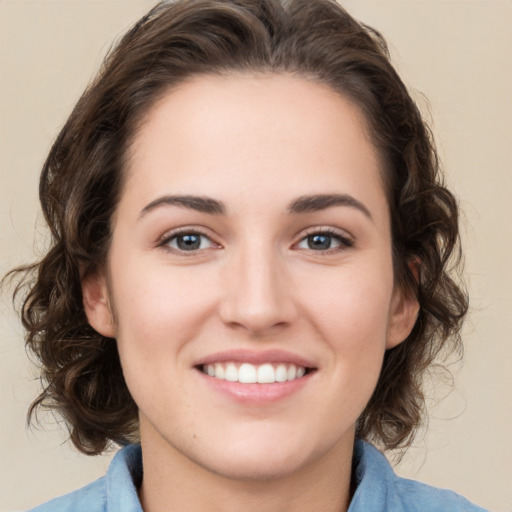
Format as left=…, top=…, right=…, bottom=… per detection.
left=219, top=234, right=295, bottom=334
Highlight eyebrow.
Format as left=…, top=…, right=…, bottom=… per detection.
left=139, top=195, right=226, bottom=217
left=139, top=193, right=371, bottom=220
left=288, top=194, right=372, bottom=219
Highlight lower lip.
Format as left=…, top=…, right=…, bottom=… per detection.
left=196, top=369, right=314, bottom=404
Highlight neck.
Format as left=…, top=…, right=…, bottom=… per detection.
left=138, top=426, right=355, bottom=512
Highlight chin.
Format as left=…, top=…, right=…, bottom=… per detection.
left=188, top=427, right=332, bottom=482
left=199, top=448, right=310, bottom=482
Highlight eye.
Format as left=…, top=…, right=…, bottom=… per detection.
left=162, top=231, right=217, bottom=252
left=295, top=230, right=353, bottom=252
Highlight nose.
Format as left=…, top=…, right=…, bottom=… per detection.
left=218, top=243, right=298, bottom=337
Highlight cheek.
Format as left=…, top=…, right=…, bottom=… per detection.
left=109, top=259, right=221, bottom=365
left=296, top=256, right=394, bottom=400
left=322, top=288, right=391, bottom=380
left=300, top=261, right=394, bottom=342
left=110, top=269, right=214, bottom=415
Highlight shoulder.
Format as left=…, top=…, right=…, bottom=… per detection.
left=26, top=444, right=143, bottom=512
left=26, top=478, right=107, bottom=512
left=350, top=441, right=489, bottom=512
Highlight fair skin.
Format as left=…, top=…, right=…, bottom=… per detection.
left=83, top=74, right=418, bottom=512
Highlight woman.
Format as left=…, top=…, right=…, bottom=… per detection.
left=8, top=0, right=488, bottom=510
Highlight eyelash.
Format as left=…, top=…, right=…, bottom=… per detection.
left=157, top=227, right=354, bottom=255
left=294, top=227, right=354, bottom=254
left=157, top=228, right=219, bottom=255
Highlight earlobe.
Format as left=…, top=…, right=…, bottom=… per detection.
left=386, top=290, right=419, bottom=349
left=386, top=258, right=421, bottom=349
left=82, top=271, right=116, bottom=338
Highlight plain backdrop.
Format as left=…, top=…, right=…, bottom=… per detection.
left=1, top=1, right=510, bottom=511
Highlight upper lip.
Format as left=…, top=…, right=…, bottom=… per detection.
left=194, top=349, right=317, bottom=369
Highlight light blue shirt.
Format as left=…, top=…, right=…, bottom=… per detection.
left=28, top=441, right=489, bottom=511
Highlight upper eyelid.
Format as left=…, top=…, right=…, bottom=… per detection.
left=154, top=225, right=354, bottom=248
left=295, top=226, right=354, bottom=243
left=157, top=230, right=221, bottom=257
left=156, top=226, right=217, bottom=245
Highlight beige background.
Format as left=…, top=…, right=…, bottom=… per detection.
left=0, top=1, right=510, bottom=511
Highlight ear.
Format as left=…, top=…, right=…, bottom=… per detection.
left=82, top=271, right=116, bottom=338
left=386, top=259, right=420, bottom=349
left=386, top=289, right=419, bottom=349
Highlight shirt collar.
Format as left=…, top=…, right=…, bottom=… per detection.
left=106, top=440, right=395, bottom=512
left=106, top=443, right=143, bottom=512
left=349, top=440, right=402, bottom=512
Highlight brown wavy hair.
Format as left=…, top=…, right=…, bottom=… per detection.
left=6, top=0, right=467, bottom=455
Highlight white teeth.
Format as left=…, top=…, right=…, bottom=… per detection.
left=202, top=362, right=309, bottom=383
left=214, top=363, right=224, bottom=379
left=225, top=363, right=238, bottom=382
left=257, top=363, right=275, bottom=383
left=275, top=364, right=288, bottom=382
left=239, top=363, right=257, bottom=383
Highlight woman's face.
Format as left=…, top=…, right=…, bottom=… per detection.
left=84, top=74, right=417, bottom=480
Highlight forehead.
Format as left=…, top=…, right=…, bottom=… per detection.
left=122, top=73, right=387, bottom=218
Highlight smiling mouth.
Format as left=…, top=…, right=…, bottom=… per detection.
left=199, top=362, right=314, bottom=384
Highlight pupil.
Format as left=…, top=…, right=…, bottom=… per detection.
left=308, top=234, right=331, bottom=250
left=177, top=234, right=200, bottom=250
